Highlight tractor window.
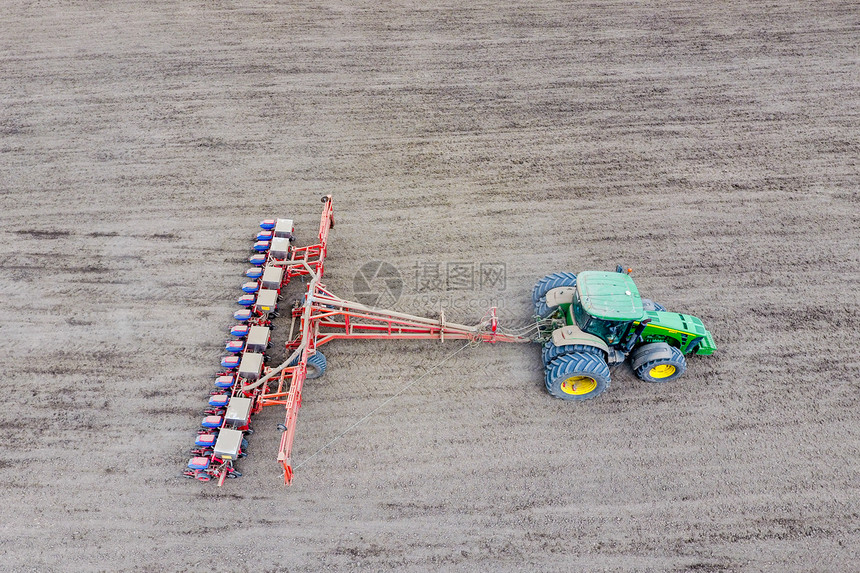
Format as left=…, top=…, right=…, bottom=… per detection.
left=584, top=316, right=631, bottom=345
left=573, top=290, right=630, bottom=344
left=572, top=290, right=589, bottom=329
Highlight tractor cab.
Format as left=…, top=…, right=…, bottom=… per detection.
left=568, top=271, right=645, bottom=347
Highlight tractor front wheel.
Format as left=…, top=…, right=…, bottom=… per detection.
left=545, top=352, right=610, bottom=401
left=634, top=344, right=686, bottom=383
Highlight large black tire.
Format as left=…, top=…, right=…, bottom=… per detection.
left=641, top=299, right=667, bottom=312
left=635, top=345, right=686, bottom=383
left=305, top=351, right=327, bottom=379
left=532, top=272, right=577, bottom=304
left=542, top=342, right=603, bottom=366
left=533, top=272, right=577, bottom=318
left=545, top=352, right=610, bottom=401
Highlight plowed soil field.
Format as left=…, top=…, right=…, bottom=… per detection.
left=1, top=2, right=858, bottom=571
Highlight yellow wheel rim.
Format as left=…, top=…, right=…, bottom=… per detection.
left=561, top=375, right=598, bottom=395
left=649, top=364, right=676, bottom=379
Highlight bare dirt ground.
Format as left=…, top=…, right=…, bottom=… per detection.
left=1, top=1, right=858, bottom=571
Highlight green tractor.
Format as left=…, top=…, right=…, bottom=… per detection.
left=533, top=269, right=715, bottom=400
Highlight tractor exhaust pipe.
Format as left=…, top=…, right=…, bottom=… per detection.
left=624, top=318, right=651, bottom=353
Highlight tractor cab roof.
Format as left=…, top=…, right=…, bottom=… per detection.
left=576, top=271, right=645, bottom=322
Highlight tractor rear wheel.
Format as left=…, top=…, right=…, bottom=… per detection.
left=542, top=342, right=602, bottom=366
left=545, top=352, right=610, bottom=401
left=532, top=272, right=577, bottom=304
left=533, top=272, right=577, bottom=318
left=634, top=345, right=686, bottom=383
